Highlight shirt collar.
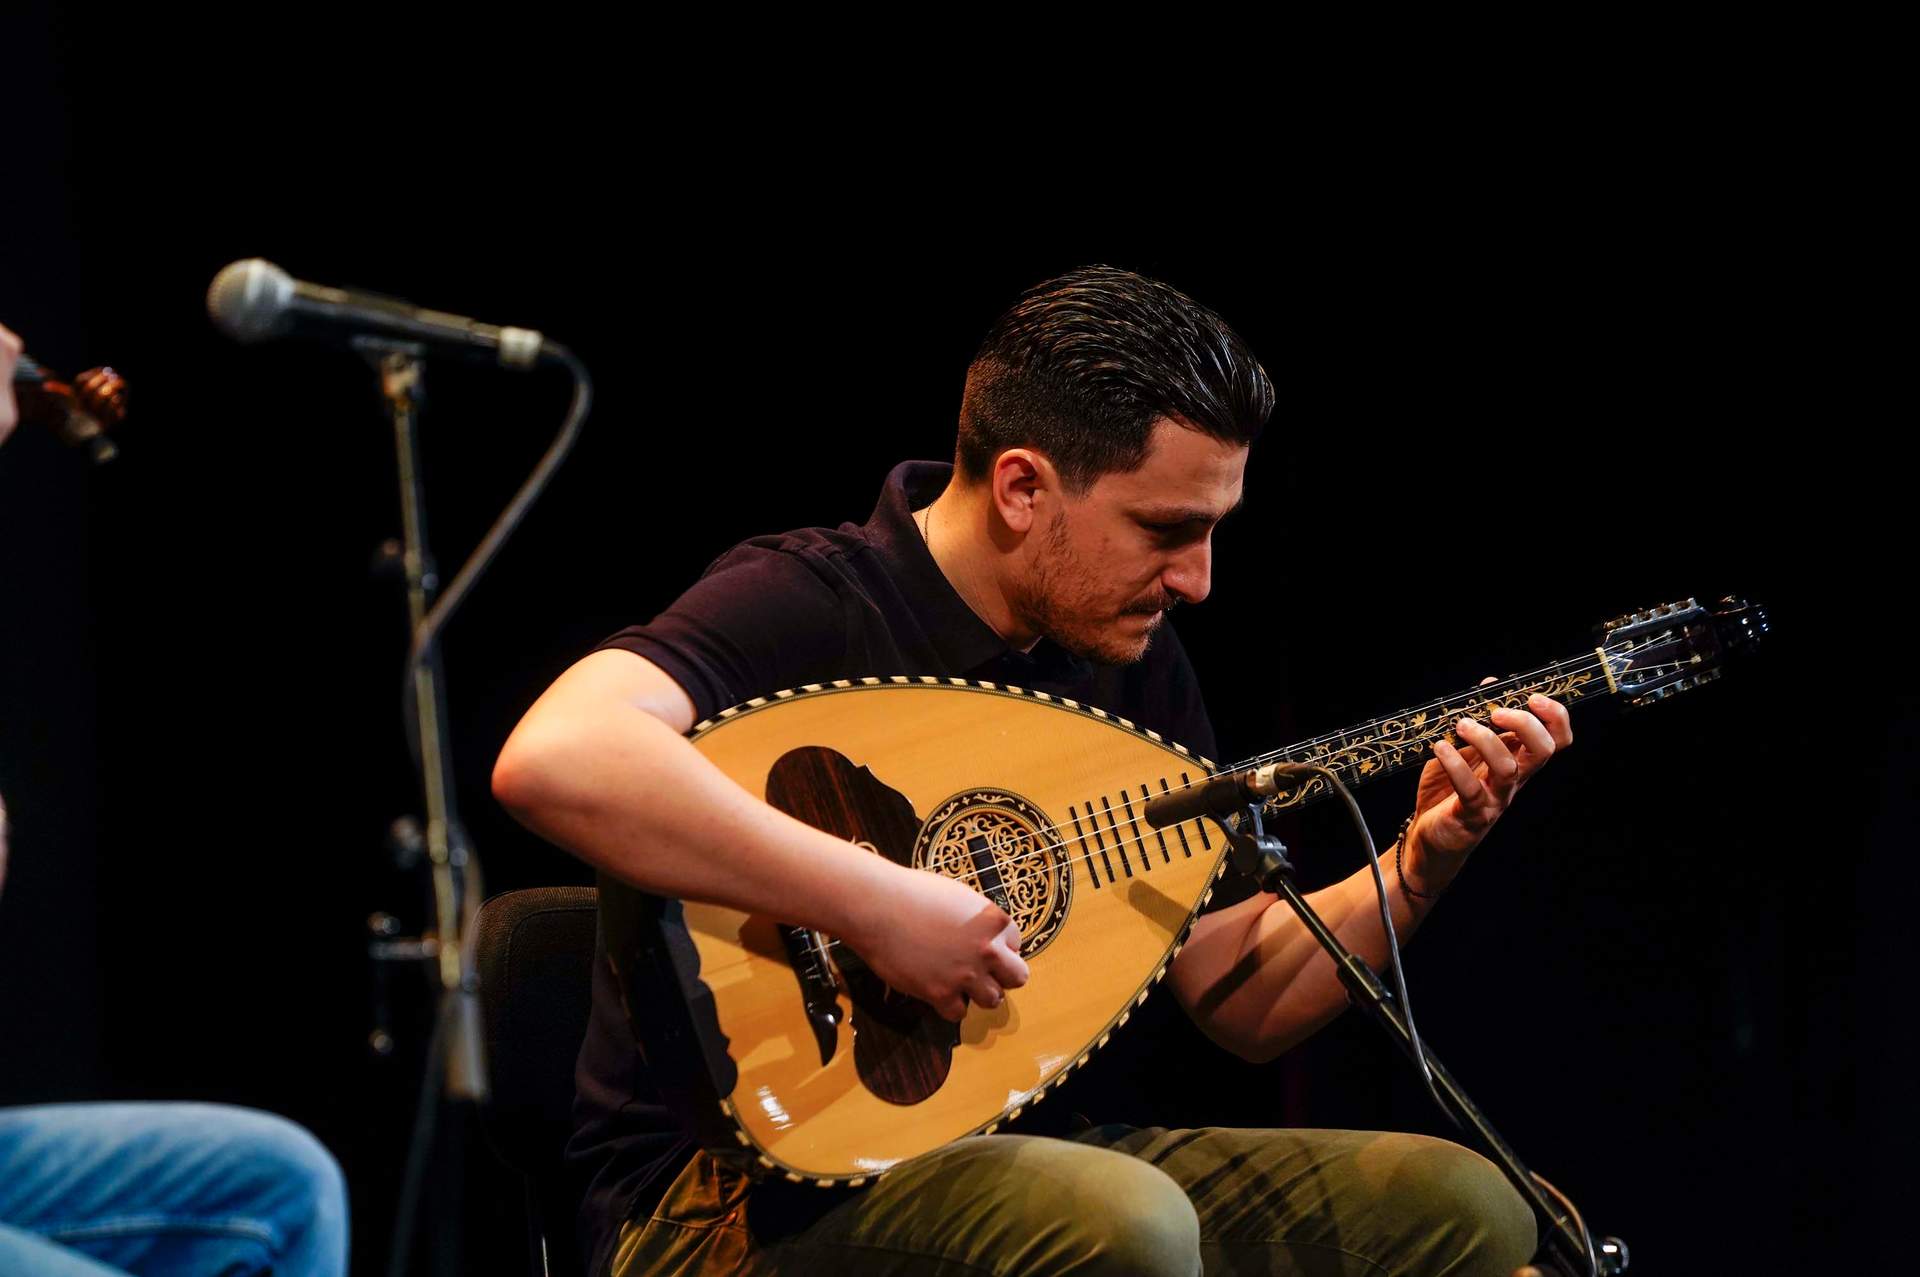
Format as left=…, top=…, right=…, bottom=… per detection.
left=861, top=460, right=1093, bottom=683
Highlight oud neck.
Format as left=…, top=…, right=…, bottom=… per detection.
left=1249, top=648, right=1618, bottom=813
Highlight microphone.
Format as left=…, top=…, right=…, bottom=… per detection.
left=206, top=258, right=550, bottom=370
left=1142, top=762, right=1321, bottom=828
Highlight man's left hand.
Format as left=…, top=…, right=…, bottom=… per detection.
left=1402, top=679, right=1572, bottom=892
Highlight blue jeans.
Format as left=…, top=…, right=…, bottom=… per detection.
left=0, top=1102, right=348, bottom=1276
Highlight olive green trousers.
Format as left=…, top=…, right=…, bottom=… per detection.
left=609, top=1125, right=1537, bottom=1276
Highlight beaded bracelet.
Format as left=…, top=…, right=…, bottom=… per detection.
left=1394, top=813, right=1438, bottom=901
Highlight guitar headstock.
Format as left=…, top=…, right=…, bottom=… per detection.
left=1596, top=595, right=1769, bottom=707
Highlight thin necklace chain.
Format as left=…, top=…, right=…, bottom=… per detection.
left=917, top=500, right=1000, bottom=636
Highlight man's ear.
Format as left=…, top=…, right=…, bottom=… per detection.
left=989, top=448, right=1057, bottom=535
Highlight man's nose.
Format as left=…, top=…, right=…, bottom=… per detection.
left=1162, top=537, right=1213, bottom=606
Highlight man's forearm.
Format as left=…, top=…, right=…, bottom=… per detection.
left=1170, top=845, right=1456, bottom=1063
left=493, top=690, right=897, bottom=940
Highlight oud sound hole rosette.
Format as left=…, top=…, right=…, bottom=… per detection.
left=914, top=791, right=1072, bottom=956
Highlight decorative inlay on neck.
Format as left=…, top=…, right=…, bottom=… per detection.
left=1241, top=596, right=1767, bottom=813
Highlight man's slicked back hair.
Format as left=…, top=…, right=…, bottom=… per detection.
left=957, top=265, right=1273, bottom=492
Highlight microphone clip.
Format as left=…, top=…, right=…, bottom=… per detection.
left=1218, top=802, right=1295, bottom=893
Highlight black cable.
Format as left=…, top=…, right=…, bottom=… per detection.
left=402, top=342, right=594, bottom=768
left=1297, top=765, right=1599, bottom=1277
left=1532, top=1170, right=1600, bottom=1277
left=1299, top=764, right=1453, bottom=1122
left=382, top=343, right=590, bottom=1276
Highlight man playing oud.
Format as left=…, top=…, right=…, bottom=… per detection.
left=494, top=267, right=1573, bottom=1276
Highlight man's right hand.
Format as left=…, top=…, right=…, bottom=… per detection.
left=844, top=864, right=1030, bottom=1023
left=494, top=649, right=1032, bottom=1023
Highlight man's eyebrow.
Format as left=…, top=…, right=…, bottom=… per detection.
left=1135, top=494, right=1246, bottom=524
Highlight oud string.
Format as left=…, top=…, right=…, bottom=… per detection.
left=796, top=650, right=1692, bottom=961
left=869, top=645, right=1656, bottom=871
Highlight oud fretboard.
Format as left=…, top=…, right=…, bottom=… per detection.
left=1250, top=650, right=1616, bottom=812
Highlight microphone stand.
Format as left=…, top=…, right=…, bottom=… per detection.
left=1211, top=801, right=1626, bottom=1277
left=360, top=338, right=487, bottom=1277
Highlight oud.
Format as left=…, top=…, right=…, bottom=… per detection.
left=601, top=596, right=1766, bottom=1186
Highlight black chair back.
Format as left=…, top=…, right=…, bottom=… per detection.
left=473, top=885, right=599, bottom=1277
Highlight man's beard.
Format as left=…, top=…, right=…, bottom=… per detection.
left=1011, top=513, right=1173, bottom=667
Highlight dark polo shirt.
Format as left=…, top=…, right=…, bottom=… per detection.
left=567, top=460, right=1225, bottom=1270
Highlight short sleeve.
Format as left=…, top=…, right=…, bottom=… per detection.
left=594, top=544, right=849, bottom=726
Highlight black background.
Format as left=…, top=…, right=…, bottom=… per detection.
left=3, top=12, right=1904, bottom=1272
